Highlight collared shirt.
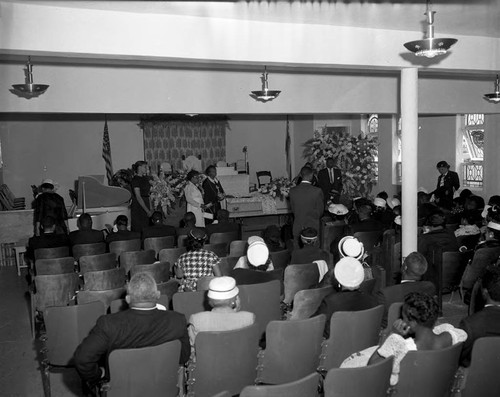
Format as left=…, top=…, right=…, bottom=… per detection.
left=439, top=172, right=448, bottom=187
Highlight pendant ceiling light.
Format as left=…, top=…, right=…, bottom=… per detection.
left=484, top=75, right=500, bottom=103
left=403, top=1, right=457, bottom=59
left=10, top=57, right=49, bottom=98
left=250, top=66, right=281, bottom=102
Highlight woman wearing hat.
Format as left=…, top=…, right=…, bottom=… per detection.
left=175, top=228, right=222, bottom=292
left=434, top=160, right=460, bottom=202
left=33, top=178, right=69, bottom=235
left=188, top=276, right=255, bottom=352
left=234, top=236, right=274, bottom=271
left=184, top=170, right=209, bottom=227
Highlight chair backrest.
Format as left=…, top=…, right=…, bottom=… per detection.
left=323, top=356, right=393, bottom=397
left=395, top=342, right=463, bottom=397
left=189, top=324, right=260, bottom=396
left=157, top=279, right=180, bottom=304
left=196, top=275, right=215, bottom=291
left=215, top=256, right=238, bottom=276
left=204, top=242, right=228, bottom=258
left=210, top=231, right=239, bottom=245
left=386, top=302, right=403, bottom=331
left=79, top=252, right=117, bottom=273
left=143, top=236, right=175, bottom=257
left=159, top=247, right=187, bottom=269
left=442, top=250, right=471, bottom=293
left=177, top=234, right=188, bottom=248
left=44, top=301, right=105, bottom=366
left=256, top=171, right=272, bottom=187
left=462, top=337, right=500, bottom=397
left=238, top=280, right=282, bottom=338
left=130, top=261, right=170, bottom=284
left=106, top=340, right=181, bottom=397
left=77, top=288, right=126, bottom=311
left=229, top=240, right=247, bottom=257
left=321, top=224, right=345, bottom=251
left=34, top=246, right=70, bottom=260
left=283, top=264, right=320, bottom=304
left=233, top=268, right=284, bottom=287
left=269, top=249, right=291, bottom=270
left=258, top=315, right=326, bottom=384
left=381, top=229, right=396, bottom=286
left=83, top=268, right=126, bottom=291
left=320, top=305, right=384, bottom=371
left=119, top=249, right=156, bottom=273
left=289, top=287, right=332, bottom=320
left=240, top=372, right=320, bottom=397
left=352, top=231, right=383, bottom=255
left=172, top=290, right=210, bottom=321
left=34, top=273, right=80, bottom=311
left=35, top=257, right=75, bottom=275
left=108, top=239, right=141, bottom=258
left=72, top=242, right=106, bottom=261
left=392, top=242, right=402, bottom=277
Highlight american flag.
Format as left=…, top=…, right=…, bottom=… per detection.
left=102, top=117, right=114, bottom=185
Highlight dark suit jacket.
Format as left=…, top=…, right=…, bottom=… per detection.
left=69, top=229, right=105, bottom=246
left=377, top=281, right=436, bottom=327
left=317, top=167, right=343, bottom=203
left=289, top=182, right=324, bottom=238
left=74, top=308, right=190, bottom=387
left=27, top=233, right=70, bottom=260
left=435, top=170, right=460, bottom=200
left=314, top=289, right=378, bottom=338
left=459, top=306, right=500, bottom=367
left=105, top=230, right=141, bottom=245
left=141, top=224, right=177, bottom=241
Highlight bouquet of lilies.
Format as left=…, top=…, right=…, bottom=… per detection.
left=258, top=177, right=295, bottom=200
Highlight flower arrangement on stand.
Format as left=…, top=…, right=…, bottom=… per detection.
left=303, top=126, right=378, bottom=198
left=149, top=170, right=189, bottom=216
left=258, top=177, right=295, bottom=200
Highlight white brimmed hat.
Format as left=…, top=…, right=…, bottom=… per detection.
left=328, top=203, right=349, bottom=215
left=394, top=215, right=402, bottom=226
left=247, top=240, right=269, bottom=266
left=334, top=257, right=365, bottom=289
left=41, top=178, right=55, bottom=187
left=374, top=198, right=386, bottom=208
left=338, top=236, right=365, bottom=260
left=487, top=221, right=500, bottom=232
left=207, top=277, right=239, bottom=300
left=247, top=236, right=264, bottom=245
left=387, top=198, right=401, bottom=209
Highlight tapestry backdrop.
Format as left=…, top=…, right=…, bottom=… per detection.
left=141, top=117, right=227, bottom=174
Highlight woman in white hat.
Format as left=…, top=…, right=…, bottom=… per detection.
left=233, top=236, right=274, bottom=271
left=188, top=276, right=255, bottom=352
left=33, top=178, right=69, bottom=235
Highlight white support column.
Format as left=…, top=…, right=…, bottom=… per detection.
left=401, top=68, right=419, bottom=257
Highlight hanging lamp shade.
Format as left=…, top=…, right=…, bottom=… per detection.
left=484, top=75, right=500, bottom=103
left=250, top=66, right=281, bottom=102
left=404, top=1, right=457, bottom=58
left=10, top=57, right=49, bottom=98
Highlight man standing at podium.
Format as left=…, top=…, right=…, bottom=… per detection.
left=289, top=166, right=324, bottom=243
left=318, top=157, right=343, bottom=204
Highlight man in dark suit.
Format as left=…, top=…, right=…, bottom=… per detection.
left=206, top=209, right=240, bottom=238
left=26, top=215, right=70, bottom=260
left=69, top=213, right=105, bottom=246
left=289, top=166, right=324, bottom=242
left=317, top=157, right=343, bottom=204
left=347, top=204, right=385, bottom=234
left=74, top=272, right=190, bottom=391
left=141, top=211, right=177, bottom=241
left=105, top=215, right=141, bottom=245
left=459, top=266, right=500, bottom=367
left=377, top=252, right=436, bottom=327
left=314, top=257, right=378, bottom=338
left=434, top=160, right=460, bottom=202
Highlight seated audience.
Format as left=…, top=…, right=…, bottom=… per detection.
left=105, top=215, right=140, bottom=245
left=342, top=292, right=467, bottom=386
left=234, top=236, right=274, bottom=271
left=27, top=215, right=70, bottom=261
left=417, top=192, right=436, bottom=226
left=314, top=256, right=378, bottom=338
left=188, top=276, right=255, bottom=354
left=176, top=212, right=198, bottom=237
left=454, top=210, right=482, bottom=250
left=290, top=227, right=329, bottom=264
left=377, top=252, right=436, bottom=327
left=141, top=211, right=176, bottom=241
left=262, top=225, right=285, bottom=252
left=373, top=197, right=394, bottom=228
left=459, top=266, right=500, bottom=367
left=175, top=228, right=222, bottom=292
left=326, top=203, right=349, bottom=226
left=69, top=213, right=105, bottom=246
left=74, top=272, right=190, bottom=391
left=206, top=209, right=240, bottom=238
left=347, top=203, right=384, bottom=234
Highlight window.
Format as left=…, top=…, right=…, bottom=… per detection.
left=462, top=114, right=484, bottom=188
left=367, top=114, right=379, bottom=183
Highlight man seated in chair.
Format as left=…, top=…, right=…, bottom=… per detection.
left=105, top=215, right=141, bottom=245
left=459, top=266, right=500, bottom=367
left=376, top=252, right=436, bottom=327
left=141, top=211, right=176, bottom=241
left=347, top=203, right=384, bottom=235
left=188, top=276, right=255, bottom=357
left=74, top=272, right=190, bottom=392
left=290, top=227, right=330, bottom=264
left=69, top=213, right=105, bottom=246
left=206, top=209, right=240, bottom=238
left=26, top=215, right=70, bottom=261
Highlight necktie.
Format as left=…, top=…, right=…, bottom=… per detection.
left=329, top=168, right=334, bottom=184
